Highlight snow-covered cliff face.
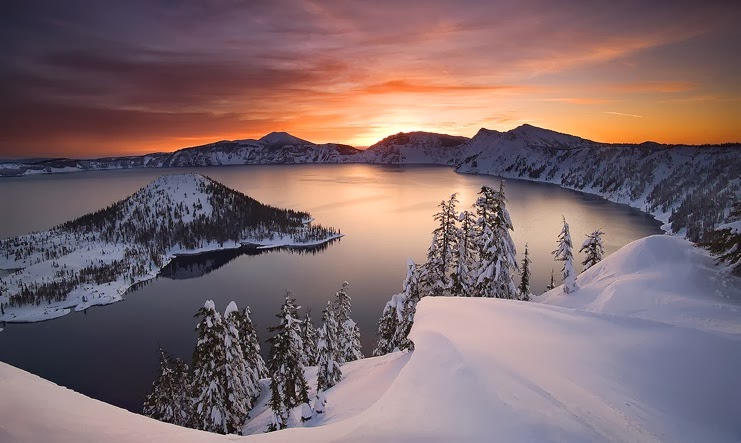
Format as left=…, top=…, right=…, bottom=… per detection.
left=457, top=125, right=740, bottom=240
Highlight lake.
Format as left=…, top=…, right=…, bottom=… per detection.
left=0, top=164, right=662, bottom=412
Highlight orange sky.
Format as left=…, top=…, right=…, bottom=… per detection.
left=1, top=0, right=739, bottom=158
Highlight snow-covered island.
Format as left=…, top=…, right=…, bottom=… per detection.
left=1, top=235, right=740, bottom=442
left=0, top=173, right=342, bottom=323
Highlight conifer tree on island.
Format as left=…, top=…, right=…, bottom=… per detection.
left=421, top=193, right=459, bottom=296
left=451, top=209, right=477, bottom=297
left=473, top=183, right=518, bottom=298
left=191, top=300, right=228, bottom=434
left=580, top=229, right=605, bottom=271
left=314, top=301, right=342, bottom=413
left=517, top=244, right=533, bottom=301
left=266, top=292, right=312, bottom=432
left=553, top=216, right=577, bottom=293
left=142, top=347, right=191, bottom=426
left=334, top=281, right=363, bottom=364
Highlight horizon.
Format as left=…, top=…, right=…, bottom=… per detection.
left=1, top=0, right=739, bottom=158
left=2, top=123, right=741, bottom=161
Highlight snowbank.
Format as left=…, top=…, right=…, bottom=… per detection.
left=1, top=236, right=740, bottom=442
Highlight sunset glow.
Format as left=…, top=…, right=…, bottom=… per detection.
left=1, top=0, right=739, bottom=157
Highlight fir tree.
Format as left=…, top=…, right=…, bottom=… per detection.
left=421, top=194, right=459, bottom=296
left=546, top=269, right=556, bottom=291
left=266, top=291, right=312, bottom=432
left=517, top=244, right=533, bottom=301
left=334, top=281, right=363, bottom=364
left=552, top=216, right=577, bottom=293
left=236, top=306, right=269, bottom=383
left=314, top=301, right=342, bottom=413
left=191, top=300, right=228, bottom=434
left=580, top=229, right=605, bottom=271
left=223, top=301, right=250, bottom=433
left=451, top=210, right=477, bottom=297
left=395, top=258, right=422, bottom=352
left=473, top=183, right=518, bottom=298
left=372, top=292, right=403, bottom=357
left=300, top=307, right=319, bottom=367
left=142, top=347, right=191, bottom=426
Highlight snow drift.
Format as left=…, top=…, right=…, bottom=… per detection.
left=1, top=235, right=740, bottom=442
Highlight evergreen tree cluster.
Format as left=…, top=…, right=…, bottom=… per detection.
left=143, top=281, right=364, bottom=435
left=700, top=202, right=741, bottom=276
left=143, top=299, right=267, bottom=435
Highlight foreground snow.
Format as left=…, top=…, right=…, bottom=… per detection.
left=1, top=236, right=740, bottom=442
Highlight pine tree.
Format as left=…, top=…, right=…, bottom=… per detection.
left=546, top=269, right=556, bottom=291
left=473, top=183, right=518, bottom=298
left=314, top=301, right=342, bottom=413
left=451, top=210, right=477, bottom=296
left=142, top=347, right=191, bottom=426
left=191, top=300, right=228, bottom=433
left=300, top=307, right=319, bottom=367
left=372, top=292, right=403, bottom=357
left=236, top=306, right=269, bottom=384
left=517, top=244, right=533, bottom=301
left=552, top=216, right=577, bottom=293
left=334, top=281, right=363, bottom=364
left=395, top=258, right=421, bottom=352
left=421, top=194, right=459, bottom=296
left=266, top=291, right=312, bottom=432
left=223, top=301, right=250, bottom=433
left=580, top=229, right=605, bottom=271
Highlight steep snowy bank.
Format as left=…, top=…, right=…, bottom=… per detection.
left=1, top=236, right=740, bottom=442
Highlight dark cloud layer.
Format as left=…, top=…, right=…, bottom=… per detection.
left=0, top=0, right=739, bottom=156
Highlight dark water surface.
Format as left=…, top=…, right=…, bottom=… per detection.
left=0, top=164, right=662, bottom=412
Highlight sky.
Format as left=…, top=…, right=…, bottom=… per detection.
left=0, top=0, right=739, bottom=158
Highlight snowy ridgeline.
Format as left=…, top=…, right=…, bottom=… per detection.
left=0, top=173, right=341, bottom=323
left=2, top=125, right=737, bottom=240
left=1, top=235, right=740, bottom=442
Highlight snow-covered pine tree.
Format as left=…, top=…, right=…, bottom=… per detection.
left=580, top=229, right=605, bottom=271
left=334, top=281, right=363, bottom=364
left=142, top=347, right=191, bottom=426
left=266, top=291, right=312, bottom=431
left=552, top=216, right=577, bottom=293
left=394, top=258, right=422, bottom=352
left=191, top=300, right=228, bottom=433
left=546, top=269, right=556, bottom=291
left=372, top=292, right=403, bottom=357
left=300, top=307, right=319, bottom=367
left=314, top=301, right=342, bottom=414
left=223, top=301, right=250, bottom=433
left=451, top=209, right=477, bottom=296
left=517, top=244, right=533, bottom=301
left=236, top=306, right=269, bottom=386
left=421, top=194, right=459, bottom=296
left=473, top=183, right=518, bottom=298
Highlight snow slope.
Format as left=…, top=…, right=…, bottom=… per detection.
left=2, top=236, right=740, bottom=442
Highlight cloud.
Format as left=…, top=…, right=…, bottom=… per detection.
left=605, top=111, right=644, bottom=118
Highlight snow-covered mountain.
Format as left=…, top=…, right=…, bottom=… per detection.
left=355, top=131, right=469, bottom=164
left=1, top=126, right=738, bottom=239
left=1, top=235, right=740, bottom=442
left=0, top=173, right=341, bottom=323
left=456, top=125, right=740, bottom=240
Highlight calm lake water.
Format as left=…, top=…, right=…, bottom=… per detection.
left=0, top=164, right=662, bottom=412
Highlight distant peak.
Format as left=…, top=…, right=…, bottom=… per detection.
left=258, top=131, right=314, bottom=146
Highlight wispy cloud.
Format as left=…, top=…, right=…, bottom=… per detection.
left=605, top=111, right=644, bottom=118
